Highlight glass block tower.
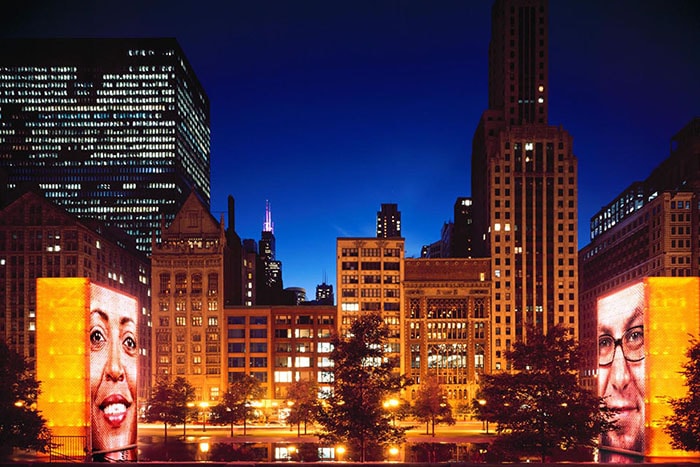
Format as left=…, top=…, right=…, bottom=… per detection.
left=0, top=38, right=210, bottom=253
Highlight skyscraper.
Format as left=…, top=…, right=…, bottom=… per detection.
left=452, top=197, right=474, bottom=258
left=315, top=281, right=334, bottom=305
left=0, top=38, right=210, bottom=253
left=471, top=0, right=578, bottom=371
left=258, top=200, right=283, bottom=304
left=376, top=203, right=401, bottom=238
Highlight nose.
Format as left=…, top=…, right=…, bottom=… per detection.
left=105, top=337, right=125, bottom=382
left=608, top=344, right=630, bottom=392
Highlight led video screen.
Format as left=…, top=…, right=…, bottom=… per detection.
left=597, top=277, right=699, bottom=461
left=37, top=278, right=139, bottom=461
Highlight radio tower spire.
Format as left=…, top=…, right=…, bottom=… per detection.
left=263, top=200, right=274, bottom=233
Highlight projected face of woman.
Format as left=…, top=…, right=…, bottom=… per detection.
left=90, top=304, right=138, bottom=461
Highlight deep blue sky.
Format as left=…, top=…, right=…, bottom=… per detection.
left=5, top=1, right=699, bottom=295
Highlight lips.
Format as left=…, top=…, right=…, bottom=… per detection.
left=99, top=394, right=132, bottom=428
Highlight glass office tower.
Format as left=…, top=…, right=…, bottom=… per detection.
left=0, top=38, right=210, bottom=253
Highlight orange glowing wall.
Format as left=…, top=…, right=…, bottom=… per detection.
left=36, top=278, right=91, bottom=437
left=644, top=277, right=700, bottom=459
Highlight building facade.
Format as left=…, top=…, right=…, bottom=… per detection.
left=453, top=197, right=474, bottom=258
left=242, top=239, right=258, bottom=307
left=0, top=190, right=152, bottom=401
left=314, top=282, right=334, bottom=305
left=403, top=258, right=491, bottom=406
left=0, top=38, right=210, bottom=254
left=579, top=118, right=700, bottom=391
left=471, top=0, right=579, bottom=371
left=336, top=237, right=404, bottom=370
left=376, top=203, right=402, bottom=238
left=223, top=304, right=336, bottom=416
left=151, top=191, right=228, bottom=404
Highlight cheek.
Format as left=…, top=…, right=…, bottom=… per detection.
left=126, top=355, right=138, bottom=388
left=90, top=352, right=106, bottom=386
left=633, top=365, right=645, bottom=394
left=598, top=369, right=609, bottom=394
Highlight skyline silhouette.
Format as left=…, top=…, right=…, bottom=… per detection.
left=3, top=1, right=699, bottom=294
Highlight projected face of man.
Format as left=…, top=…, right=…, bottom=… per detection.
left=598, top=285, right=645, bottom=453
left=90, top=302, right=138, bottom=461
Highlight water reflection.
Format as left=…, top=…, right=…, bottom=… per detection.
left=137, top=436, right=492, bottom=463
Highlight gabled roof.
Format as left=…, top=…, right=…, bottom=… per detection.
left=161, top=190, right=223, bottom=239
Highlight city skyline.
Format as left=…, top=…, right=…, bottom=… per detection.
left=3, top=1, right=699, bottom=294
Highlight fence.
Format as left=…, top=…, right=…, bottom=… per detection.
left=49, top=435, right=87, bottom=462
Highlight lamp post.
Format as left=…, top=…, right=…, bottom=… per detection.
left=478, top=399, right=489, bottom=434
left=184, top=402, right=195, bottom=437
left=389, top=446, right=399, bottom=460
left=336, top=445, right=345, bottom=462
left=383, top=398, right=399, bottom=426
left=200, top=402, right=209, bottom=432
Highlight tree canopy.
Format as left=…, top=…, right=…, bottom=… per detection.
left=665, top=338, right=700, bottom=451
left=144, top=376, right=196, bottom=442
left=316, top=313, right=408, bottom=462
left=413, top=374, right=455, bottom=436
left=0, top=340, right=52, bottom=460
left=210, top=374, right=263, bottom=436
left=285, top=379, right=319, bottom=436
left=473, top=325, right=617, bottom=462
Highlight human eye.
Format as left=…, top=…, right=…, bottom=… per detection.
left=625, top=327, right=644, bottom=348
left=90, top=329, right=106, bottom=347
left=123, top=335, right=137, bottom=352
left=598, top=335, right=614, bottom=351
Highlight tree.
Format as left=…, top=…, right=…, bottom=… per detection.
left=285, top=379, right=319, bottom=436
left=316, top=313, right=409, bottom=462
left=665, top=338, right=700, bottom=451
left=413, top=374, right=455, bottom=436
left=144, top=376, right=196, bottom=443
left=172, top=377, right=197, bottom=436
left=210, top=375, right=263, bottom=436
left=0, top=341, right=52, bottom=460
left=473, top=325, right=617, bottom=462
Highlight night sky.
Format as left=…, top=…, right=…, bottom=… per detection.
left=4, top=1, right=699, bottom=295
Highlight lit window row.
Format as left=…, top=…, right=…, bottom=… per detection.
left=0, top=97, right=78, bottom=104
left=0, top=73, right=76, bottom=81
left=97, top=97, right=173, bottom=104
left=96, top=89, right=170, bottom=96
left=3, top=90, right=69, bottom=96
left=102, top=73, right=169, bottom=80
left=0, top=81, right=67, bottom=89
left=22, top=104, right=168, bottom=112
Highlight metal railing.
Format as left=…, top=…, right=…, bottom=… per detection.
left=49, top=435, right=87, bottom=463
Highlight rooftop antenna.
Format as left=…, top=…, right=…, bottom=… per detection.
left=263, top=200, right=274, bottom=233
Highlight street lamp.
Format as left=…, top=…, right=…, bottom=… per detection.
left=478, top=399, right=489, bottom=434
left=389, top=446, right=399, bottom=459
left=336, top=445, right=346, bottom=462
left=383, top=398, right=399, bottom=426
left=184, top=402, right=195, bottom=437
left=200, top=402, right=209, bottom=432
